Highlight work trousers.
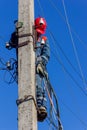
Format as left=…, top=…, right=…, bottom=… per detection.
left=36, top=73, right=47, bottom=109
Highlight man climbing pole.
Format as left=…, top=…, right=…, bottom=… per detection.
left=34, top=17, right=50, bottom=122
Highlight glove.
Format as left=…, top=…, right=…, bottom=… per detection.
left=36, top=63, right=44, bottom=75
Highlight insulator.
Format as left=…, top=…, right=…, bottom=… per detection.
left=6, top=42, right=10, bottom=48
left=6, top=61, right=11, bottom=70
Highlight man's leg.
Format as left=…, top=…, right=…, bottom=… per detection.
left=36, top=74, right=47, bottom=121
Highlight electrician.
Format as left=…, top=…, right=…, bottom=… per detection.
left=35, top=17, right=50, bottom=122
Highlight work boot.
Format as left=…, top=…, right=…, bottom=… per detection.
left=37, top=106, right=47, bottom=122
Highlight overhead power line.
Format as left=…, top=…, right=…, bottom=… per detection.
left=47, top=29, right=87, bottom=84
left=61, top=0, right=87, bottom=90
left=48, top=30, right=87, bottom=97
left=0, top=57, right=6, bottom=65
left=48, top=0, right=87, bottom=51
left=32, top=0, right=87, bottom=129
left=37, top=0, right=45, bottom=17
left=58, top=96, right=87, bottom=129
left=37, top=0, right=87, bottom=89
left=47, top=0, right=87, bottom=90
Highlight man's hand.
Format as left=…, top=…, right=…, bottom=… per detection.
left=36, top=63, right=44, bottom=75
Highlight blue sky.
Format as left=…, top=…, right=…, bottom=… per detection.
left=0, top=0, right=87, bottom=130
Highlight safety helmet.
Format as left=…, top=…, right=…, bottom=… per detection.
left=35, top=17, right=47, bottom=34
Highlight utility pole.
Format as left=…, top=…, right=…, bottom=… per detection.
left=18, top=0, right=37, bottom=130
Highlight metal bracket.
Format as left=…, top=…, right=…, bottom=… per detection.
left=15, top=21, right=23, bottom=29
left=16, top=95, right=37, bottom=109
left=17, top=40, right=29, bottom=48
left=18, top=33, right=34, bottom=39
left=18, top=33, right=35, bottom=48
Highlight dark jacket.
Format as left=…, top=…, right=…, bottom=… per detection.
left=35, top=36, right=50, bottom=66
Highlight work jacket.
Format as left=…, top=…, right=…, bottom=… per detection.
left=35, top=36, right=50, bottom=66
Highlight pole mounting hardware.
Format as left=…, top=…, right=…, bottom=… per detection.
left=14, top=20, right=23, bottom=29
left=16, top=95, right=37, bottom=109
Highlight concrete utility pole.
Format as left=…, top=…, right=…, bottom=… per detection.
left=18, top=0, right=37, bottom=130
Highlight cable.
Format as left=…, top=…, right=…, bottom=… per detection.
left=37, top=0, right=87, bottom=90
left=37, top=0, right=87, bottom=98
left=35, top=0, right=87, bottom=128
left=36, top=0, right=45, bottom=17
left=46, top=118, right=58, bottom=130
left=0, top=57, right=6, bottom=65
left=45, top=66, right=87, bottom=128
left=61, top=0, right=87, bottom=89
left=44, top=71, right=87, bottom=129
left=48, top=0, right=87, bottom=51
left=47, top=28, right=87, bottom=97
left=48, top=26, right=87, bottom=124
left=0, top=57, right=18, bottom=84
left=58, top=96, right=87, bottom=128
left=51, top=46, right=87, bottom=97
left=3, top=68, right=17, bottom=84
left=43, top=72, right=63, bottom=129
left=48, top=29, right=87, bottom=84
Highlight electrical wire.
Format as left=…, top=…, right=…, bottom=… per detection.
left=36, top=0, right=87, bottom=129
left=46, top=118, right=57, bottom=130
left=48, top=0, right=87, bottom=92
left=46, top=28, right=87, bottom=97
left=61, top=0, right=87, bottom=90
left=0, top=57, right=18, bottom=84
left=58, top=95, right=87, bottom=128
left=36, top=1, right=62, bottom=128
left=37, top=0, right=87, bottom=89
left=44, top=70, right=87, bottom=129
left=50, top=38, right=87, bottom=97
left=36, top=0, right=45, bottom=17
left=47, top=29, right=87, bottom=84
left=3, top=69, right=17, bottom=84
left=44, top=78, right=63, bottom=130
left=48, top=0, right=87, bottom=51
left=50, top=50, right=87, bottom=128
left=0, top=57, right=6, bottom=65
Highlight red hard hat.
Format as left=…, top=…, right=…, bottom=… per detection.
left=35, top=17, right=47, bottom=34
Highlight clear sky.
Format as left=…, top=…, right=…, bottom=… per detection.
left=0, top=0, right=87, bottom=130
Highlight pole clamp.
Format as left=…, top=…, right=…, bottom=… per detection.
left=16, top=95, right=37, bottom=109
left=18, top=33, right=35, bottom=48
